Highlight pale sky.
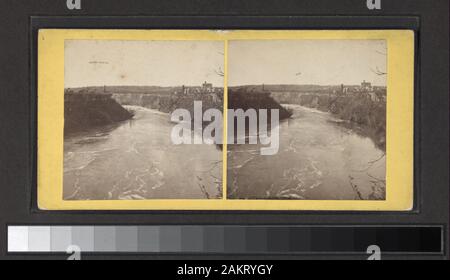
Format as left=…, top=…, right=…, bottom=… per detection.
left=65, top=40, right=225, bottom=88
left=228, top=40, right=387, bottom=87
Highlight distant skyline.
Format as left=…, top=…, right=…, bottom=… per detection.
left=65, top=40, right=225, bottom=88
left=228, top=40, right=387, bottom=87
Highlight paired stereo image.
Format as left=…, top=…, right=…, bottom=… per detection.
left=63, top=39, right=386, bottom=201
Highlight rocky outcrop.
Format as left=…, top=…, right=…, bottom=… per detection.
left=64, top=93, right=133, bottom=135
left=228, top=89, right=293, bottom=120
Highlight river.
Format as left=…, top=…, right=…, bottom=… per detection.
left=227, top=104, right=386, bottom=200
left=63, top=106, right=223, bottom=200
left=64, top=104, right=385, bottom=201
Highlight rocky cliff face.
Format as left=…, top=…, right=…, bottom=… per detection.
left=64, top=93, right=133, bottom=135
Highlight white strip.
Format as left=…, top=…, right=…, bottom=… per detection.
left=8, top=226, right=29, bottom=252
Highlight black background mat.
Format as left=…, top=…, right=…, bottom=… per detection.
left=0, top=0, right=448, bottom=260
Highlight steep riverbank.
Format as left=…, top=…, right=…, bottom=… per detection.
left=64, top=93, right=133, bottom=135
left=272, top=92, right=386, bottom=151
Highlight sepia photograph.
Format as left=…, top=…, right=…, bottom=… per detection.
left=37, top=29, right=414, bottom=210
left=227, top=40, right=387, bottom=201
left=63, top=40, right=224, bottom=200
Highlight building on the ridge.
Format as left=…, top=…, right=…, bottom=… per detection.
left=361, top=80, right=373, bottom=92
left=202, top=81, right=214, bottom=93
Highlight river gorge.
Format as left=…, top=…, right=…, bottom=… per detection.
left=64, top=106, right=223, bottom=200
left=228, top=104, right=386, bottom=200
left=63, top=90, right=386, bottom=201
